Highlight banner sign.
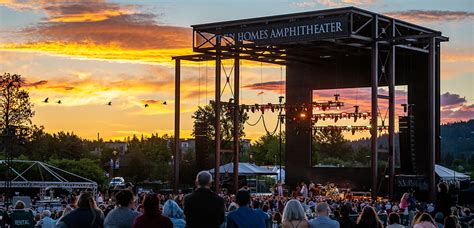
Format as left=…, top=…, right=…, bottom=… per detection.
left=215, top=16, right=349, bottom=46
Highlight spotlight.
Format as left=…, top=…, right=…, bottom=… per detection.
left=279, top=96, right=284, bottom=103
left=402, top=104, right=408, bottom=112
left=354, top=105, right=359, bottom=113
left=300, top=113, right=307, bottom=118
left=315, top=106, right=320, bottom=111
left=334, top=94, right=340, bottom=101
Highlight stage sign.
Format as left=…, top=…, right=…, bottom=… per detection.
left=395, top=175, right=429, bottom=191
left=214, top=16, right=349, bottom=46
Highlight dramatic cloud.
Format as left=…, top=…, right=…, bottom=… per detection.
left=441, top=92, right=467, bottom=107
left=0, top=1, right=193, bottom=64
left=291, top=0, right=376, bottom=8
left=441, top=104, right=474, bottom=123
left=243, top=81, right=285, bottom=92
left=385, top=10, right=474, bottom=23
left=23, top=80, right=48, bottom=88
left=42, top=2, right=134, bottom=23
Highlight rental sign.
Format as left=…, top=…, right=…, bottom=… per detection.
left=215, top=16, right=349, bottom=45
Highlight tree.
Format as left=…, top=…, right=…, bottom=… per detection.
left=191, top=103, right=249, bottom=165
left=0, top=73, right=34, bottom=132
left=250, top=133, right=285, bottom=165
left=312, top=129, right=353, bottom=165
left=49, top=158, right=107, bottom=188
left=192, top=103, right=249, bottom=143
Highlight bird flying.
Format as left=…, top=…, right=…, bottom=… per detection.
left=43, top=98, right=49, bottom=103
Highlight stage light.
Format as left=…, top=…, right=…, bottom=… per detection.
left=315, top=106, right=320, bottom=111
left=336, top=105, right=340, bottom=110
left=300, top=113, right=307, bottom=118
left=334, top=116, right=338, bottom=123
left=354, top=105, right=359, bottom=113
left=334, top=94, right=340, bottom=101
left=251, top=107, right=255, bottom=113
left=402, top=104, right=408, bottom=112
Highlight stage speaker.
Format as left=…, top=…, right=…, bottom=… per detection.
left=195, top=120, right=211, bottom=170
left=399, top=116, right=416, bottom=174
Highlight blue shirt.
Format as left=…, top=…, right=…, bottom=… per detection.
left=309, top=215, right=340, bottom=228
left=226, top=206, right=267, bottom=228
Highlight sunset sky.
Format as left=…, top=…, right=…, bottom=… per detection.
left=0, top=0, right=472, bottom=141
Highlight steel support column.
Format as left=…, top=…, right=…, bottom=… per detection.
left=428, top=37, right=436, bottom=201
left=388, top=20, right=396, bottom=199
left=371, top=15, right=379, bottom=201
left=174, top=59, right=181, bottom=193
left=215, top=38, right=222, bottom=193
left=233, top=56, right=240, bottom=193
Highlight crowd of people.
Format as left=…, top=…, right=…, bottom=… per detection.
left=1, top=171, right=473, bottom=228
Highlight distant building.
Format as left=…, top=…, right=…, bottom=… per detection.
left=241, top=139, right=251, bottom=152
left=173, top=138, right=251, bottom=154
left=105, top=142, right=128, bottom=155
left=181, top=139, right=196, bottom=154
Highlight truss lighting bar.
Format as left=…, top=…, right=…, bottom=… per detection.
left=219, top=101, right=345, bottom=114
left=312, top=125, right=388, bottom=135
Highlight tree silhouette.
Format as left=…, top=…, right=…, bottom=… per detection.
left=0, top=73, right=34, bottom=132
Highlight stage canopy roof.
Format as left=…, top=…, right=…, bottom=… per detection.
left=435, top=164, right=470, bottom=181
left=209, top=162, right=277, bottom=176
left=0, top=160, right=97, bottom=190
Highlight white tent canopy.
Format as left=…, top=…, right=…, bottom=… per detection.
left=435, top=164, right=470, bottom=181
left=209, top=162, right=277, bottom=176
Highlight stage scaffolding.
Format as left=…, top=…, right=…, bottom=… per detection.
left=0, top=160, right=98, bottom=194
left=173, top=6, right=447, bottom=200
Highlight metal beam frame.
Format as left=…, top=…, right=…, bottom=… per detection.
left=370, top=14, right=379, bottom=201
left=215, top=36, right=222, bottom=193
left=172, top=7, right=447, bottom=198
left=388, top=19, right=396, bottom=199
left=233, top=56, right=240, bottom=193
left=428, top=37, right=436, bottom=201
left=174, top=59, right=181, bottom=193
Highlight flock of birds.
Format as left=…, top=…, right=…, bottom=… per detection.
left=42, top=98, right=166, bottom=108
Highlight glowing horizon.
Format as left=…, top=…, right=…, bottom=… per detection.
left=0, top=0, right=472, bottom=141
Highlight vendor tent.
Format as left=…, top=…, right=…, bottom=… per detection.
left=435, top=164, right=470, bottom=182
left=209, top=162, right=277, bottom=176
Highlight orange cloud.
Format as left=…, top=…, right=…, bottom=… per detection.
left=0, top=0, right=134, bottom=22
left=43, top=2, right=134, bottom=23
left=441, top=52, right=474, bottom=63
left=0, top=41, right=193, bottom=64
left=291, top=0, right=376, bottom=8
left=0, top=1, right=194, bottom=64
left=243, top=80, right=284, bottom=92
left=385, top=10, right=474, bottom=23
